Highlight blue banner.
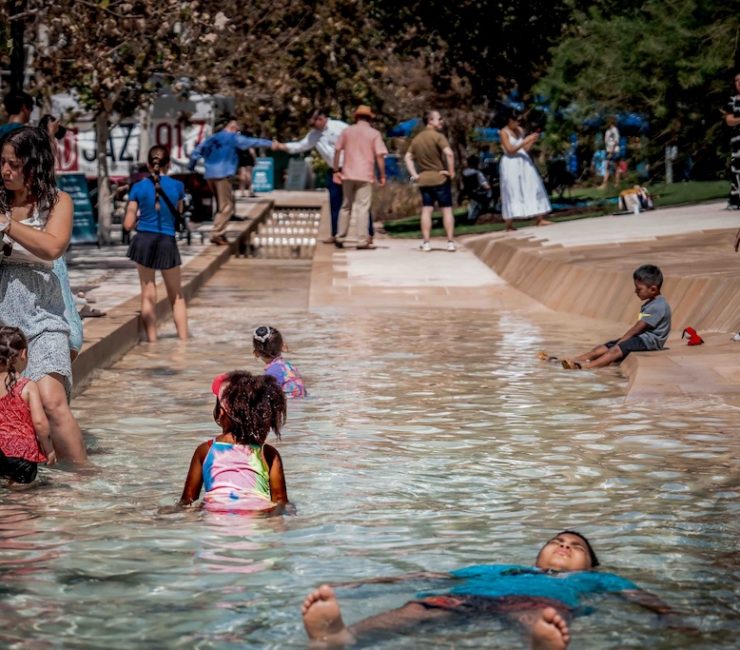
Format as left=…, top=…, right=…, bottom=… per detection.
left=252, top=157, right=274, bottom=193
left=57, top=173, right=97, bottom=244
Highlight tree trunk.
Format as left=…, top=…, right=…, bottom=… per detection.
left=9, top=0, right=27, bottom=92
left=138, top=107, right=150, bottom=163
left=96, top=111, right=113, bottom=245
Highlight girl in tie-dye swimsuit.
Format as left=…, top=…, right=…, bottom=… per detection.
left=179, top=370, right=289, bottom=512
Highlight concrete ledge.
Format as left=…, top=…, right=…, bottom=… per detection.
left=71, top=201, right=273, bottom=396
left=465, top=226, right=740, bottom=400
left=465, top=228, right=740, bottom=333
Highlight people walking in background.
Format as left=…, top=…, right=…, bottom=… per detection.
left=273, top=109, right=374, bottom=245
left=0, top=127, right=87, bottom=462
left=332, top=105, right=387, bottom=250
left=499, top=109, right=552, bottom=230
left=124, top=145, right=189, bottom=342
left=404, top=110, right=457, bottom=252
left=188, top=119, right=271, bottom=245
left=0, top=327, right=56, bottom=484
left=723, top=71, right=740, bottom=210
left=179, top=371, right=289, bottom=512
left=0, top=91, right=33, bottom=140
left=236, top=126, right=257, bottom=198
left=252, top=326, right=306, bottom=399
left=600, top=117, right=621, bottom=189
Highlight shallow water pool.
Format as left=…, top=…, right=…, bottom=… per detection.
left=1, top=260, right=738, bottom=648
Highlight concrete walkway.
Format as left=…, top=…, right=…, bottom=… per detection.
left=308, top=237, right=546, bottom=311
left=504, top=200, right=737, bottom=247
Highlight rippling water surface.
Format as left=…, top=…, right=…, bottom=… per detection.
left=1, top=262, right=738, bottom=648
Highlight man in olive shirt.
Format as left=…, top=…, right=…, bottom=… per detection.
left=404, top=110, right=456, bottom=252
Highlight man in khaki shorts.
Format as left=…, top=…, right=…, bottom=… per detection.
left=404, top=110, right=456, bottom=252
left=332, top=105, right=387, bottom=249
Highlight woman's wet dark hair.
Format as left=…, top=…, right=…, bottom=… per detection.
left=253, top=326, right=284, bottom=361
left=557, top=530, right=600, bottom=568
left=0, top=126, right=58, bottom=215
left=0, top=326, right=28, bottom=392
left=217, top=371, right=287, bottom=446
left=147, top=145, right=171, bottom=213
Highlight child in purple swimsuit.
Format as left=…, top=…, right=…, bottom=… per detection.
left=179, top=370, right=289, bottom=512
left=252, top=326, right=306, bottom=398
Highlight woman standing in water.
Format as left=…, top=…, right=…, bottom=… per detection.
left=499, top=109, right=552, bottom=231
left=123, top=145, right=189, bottom=342
left=0, top=126, right=87, bottom=462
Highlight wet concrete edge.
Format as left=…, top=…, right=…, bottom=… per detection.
left=464, top=231, right=740, bottom=400
left=71, top=201, right=274, bottom=397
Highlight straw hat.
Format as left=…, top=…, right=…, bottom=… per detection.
left=354, top=105, right=375, bottom=118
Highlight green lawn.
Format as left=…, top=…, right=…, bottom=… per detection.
left=383, top=180, right=729, bottom=239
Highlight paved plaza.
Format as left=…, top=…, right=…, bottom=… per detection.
left=66, top=196, right=740, bottom=401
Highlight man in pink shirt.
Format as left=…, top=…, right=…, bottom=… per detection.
left=332, top=105, right=388, bottom=249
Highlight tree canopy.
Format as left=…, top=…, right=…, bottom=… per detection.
left=1, top=0, right=738, bottom=179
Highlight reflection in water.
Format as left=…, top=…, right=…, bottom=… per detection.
left=0, top=268, right=738, bottom=648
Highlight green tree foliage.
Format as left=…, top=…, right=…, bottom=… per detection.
left=538, top=0, right=740, bottom=177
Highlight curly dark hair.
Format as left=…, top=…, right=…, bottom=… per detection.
left=253, top=326, right=284, bottom=361
left=0, top=126, right=59, bottom=215
left=0, top=326, right=28, bottom=392
left=219, top=371, right=286, bottom=445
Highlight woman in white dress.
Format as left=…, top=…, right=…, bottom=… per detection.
left=499, top=112, right=552, bottom=230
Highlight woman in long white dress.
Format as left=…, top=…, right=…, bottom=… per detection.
left=499, top=113, right=552, bottom=230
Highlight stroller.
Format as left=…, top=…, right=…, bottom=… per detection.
left=459, top=155, right=500, bottom=223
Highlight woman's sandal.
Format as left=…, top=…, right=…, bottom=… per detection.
left=537, top=351, right=559, bottom=363
left=561, top=359, right=582, bottom=370
left=78, top=304, right=107, bottom=318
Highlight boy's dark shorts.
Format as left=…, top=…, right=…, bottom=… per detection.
left=605, top=336, right=649, bottom=358
left=413, top=594, right=569, bottom=616
left=0, top=452, right=38, bottom=483
left=420, top=181, right=453, bottom=208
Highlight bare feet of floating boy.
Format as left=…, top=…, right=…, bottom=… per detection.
left=302, top=585, right=355, bottom=647
left=531, top=606, right=570, bottom=650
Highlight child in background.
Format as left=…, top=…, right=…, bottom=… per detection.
left=560, top=264, right=671, bottom=369
left=0, top=327, right=56, bottom=484
left=179, top=371, right=289, bottom=512
left=253, top=326, right=306, bottom=398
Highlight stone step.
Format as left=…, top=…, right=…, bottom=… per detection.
left=249, top=207, right=321, bottom=259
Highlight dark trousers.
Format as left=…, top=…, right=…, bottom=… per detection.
left=327, top=173, right=374, bottom=237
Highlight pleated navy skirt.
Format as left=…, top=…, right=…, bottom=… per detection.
left=127, top=231, right=181, bottom=270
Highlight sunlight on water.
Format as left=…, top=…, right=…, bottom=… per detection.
left=0, top=265, right=738, bottom=648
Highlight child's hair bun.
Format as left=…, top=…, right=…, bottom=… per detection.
left=253, top=326, right=273, bottom=343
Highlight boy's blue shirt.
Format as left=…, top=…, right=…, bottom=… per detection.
left=188, top=131, right=272, bottom=179
left=420, top=564, right=637, bottom=610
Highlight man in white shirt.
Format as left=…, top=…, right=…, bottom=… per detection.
left=273, top=108, right=374, bottom=244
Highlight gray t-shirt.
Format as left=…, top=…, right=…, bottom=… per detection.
left=637, top=295, right=671, bottom=350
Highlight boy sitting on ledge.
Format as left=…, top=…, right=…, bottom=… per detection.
left=560, top=264, right=671, bottom=370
